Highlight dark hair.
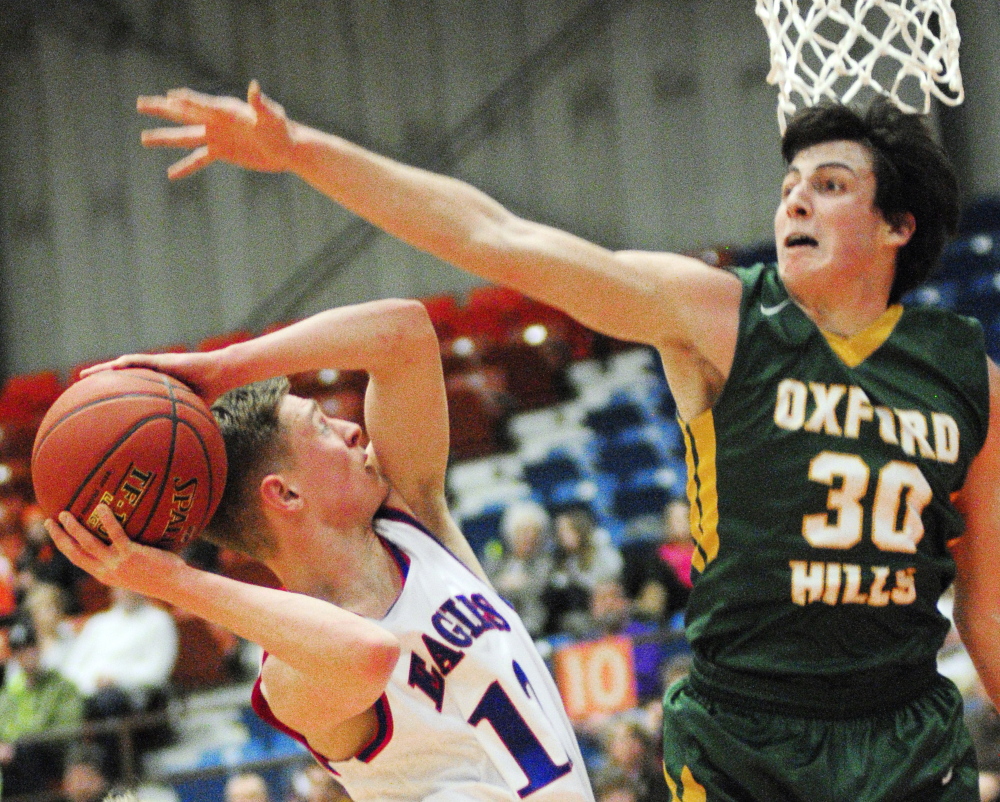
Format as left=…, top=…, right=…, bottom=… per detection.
left=7, top=620, right=37, bottom=650
left=205, top=377, right=291, bottom=560
left=781, top=98, right=959, bottom=302
left=554, top=506, right=597, bottom=571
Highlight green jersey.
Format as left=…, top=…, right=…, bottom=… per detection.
left=681, top=264, right=990, bottom=715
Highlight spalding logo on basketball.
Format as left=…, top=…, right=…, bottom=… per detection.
left=31, top=368, right=228, bottom=552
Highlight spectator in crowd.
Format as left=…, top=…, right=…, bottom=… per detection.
left=61, top=742, right=112, bottom=802
left=61, top=587, right=178, bottom=720
left=23, top=581, right=78, bottom=674
left=291, top=764, right=352, bottom=802
left=619, top=499, right=691, bottom=627
left=487, top=500, right=553, bottom=637
left=541, top=505, right=622, bottom=637
left=15, top=503, right=83, bottom=614
left=583, top=579, right=664, bottom=703
left=224, top=772, right=270, bottom=802
left=592, top=770, right=639, bottom=802
left=656, top=499, right=695, bottom=591
left=0, top=621, right=84, bottom=798
left=593, top=719, right=670, bottom=802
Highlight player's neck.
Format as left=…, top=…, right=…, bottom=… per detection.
left=796, top=296, right=891, bottom=338
left=788, top=274, right=893, bottom=338
left=268, top=521, right=403, bottom=618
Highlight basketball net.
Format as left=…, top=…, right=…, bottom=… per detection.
left=756, top=0, right=964, bottom=133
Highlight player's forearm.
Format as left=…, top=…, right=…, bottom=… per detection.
left=144, top=561, right=400, bottom=683
left=955, top=614, right=1000, bottom=709
left=282, top=123, right=664, bottom=339
left=215, top=298, right=437, bottom=391
left=286, top=122, right=510, bottom=267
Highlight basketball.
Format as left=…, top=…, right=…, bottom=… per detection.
left=30, top=368, right=228, bottom=552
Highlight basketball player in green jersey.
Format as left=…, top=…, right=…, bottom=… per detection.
left=137, top=84, right=999, bottom=800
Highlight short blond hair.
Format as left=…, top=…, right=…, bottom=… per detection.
left=204, top=378, right=291, bottom=560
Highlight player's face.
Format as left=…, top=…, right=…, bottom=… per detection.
left=775, top=140, right=904, bottom=303
left=279, top=395, right=388, bottom=523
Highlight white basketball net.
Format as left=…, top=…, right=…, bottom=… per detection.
left=756, top=0, right=964, bottom=132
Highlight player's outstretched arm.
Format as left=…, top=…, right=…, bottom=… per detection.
left=46, top=504, right=400, bottom=728
left=951, top=358, right=1000, bottom=709
left=137, top=82, right=742, bottom=396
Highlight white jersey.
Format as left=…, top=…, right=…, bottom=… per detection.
left=253, top=508, right=595, bottom=802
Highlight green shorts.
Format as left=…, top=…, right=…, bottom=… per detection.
left=661, top=675, right=978, bottom=802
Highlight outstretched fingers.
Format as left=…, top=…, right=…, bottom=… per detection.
left=140, top=124, right=207, bottom=149
left=166, top=146, right=214, bottom=180
left=79, top=353, right=159, bottom=379
left=247, top=80, right=286, bottom=122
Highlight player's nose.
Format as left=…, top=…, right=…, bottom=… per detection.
left=337, top=420, right=364, bottom=447
left=784, top=183, right=811, bottom=217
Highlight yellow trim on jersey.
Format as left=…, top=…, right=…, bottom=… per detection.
left=664, top=764, right=707, bottom=802
left=821, top=304, right=904, bottom=368
left=682, top=411, right=720, bottom=573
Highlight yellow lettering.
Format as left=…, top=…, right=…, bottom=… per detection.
left=789, top=561, right=917, bottom=607
left=841, top=564, right=868, bottom=604
left=790, top=560, right=825, bottom=605
left=822, top=562, right=842, bottom=605
left=868, top=566, right=892, bottom=606
left=895, top=410, right=936, bottom=459
left=843, top=386, right=874, bottom=439
left=805, top=383, right=846, bottom=435
left=875, top=407, right=898, bottom=444
left=891, top=568, right=917, bottom=605
left=775, top=379, right=808, bottom=430
left=932, top=413, right=960, bottom=464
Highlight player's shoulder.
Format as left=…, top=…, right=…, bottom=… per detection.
left=900, top=301, right=985, bottom=344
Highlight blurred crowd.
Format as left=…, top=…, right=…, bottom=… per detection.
left=0, top=501, right=180, bottom=800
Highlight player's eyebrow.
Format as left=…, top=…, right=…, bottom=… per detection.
left=786, top=160, right=859, bottom=176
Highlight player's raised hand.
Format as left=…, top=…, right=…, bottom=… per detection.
left=137, top=80, right=294, bottom=180
left=80, top=350, right=229, bottom=405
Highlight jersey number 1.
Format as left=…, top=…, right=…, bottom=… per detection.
left=468, top=662, right=573, bottom=798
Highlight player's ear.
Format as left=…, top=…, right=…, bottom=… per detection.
left=886, top=211, right=916, bottom=247
left=260, top=473, right=301, bottom=512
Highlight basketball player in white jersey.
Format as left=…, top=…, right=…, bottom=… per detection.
left=45, top=298, right=596, bottom=802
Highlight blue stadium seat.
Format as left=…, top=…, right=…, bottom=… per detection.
left=522, top=452, right=583, bottom=499
left=936, top=233, right=1000, bottom=281
left=612, top=479, right=671, bottom=522
left=984, top=315, right=1000, bottom=361
left=959, top=196, right=1000, bottom=234
left=903, top=278, right=960, bottom=310
left=460, top=506, right=506, bottom=556
left=956, top=270, right=1000, bottom=325
left=596, top=431, right=661, bottom=478
left=584, top=394, right=646, bottom=437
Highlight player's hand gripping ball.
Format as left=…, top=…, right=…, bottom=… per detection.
left=31, top=368, right=227, bottom=552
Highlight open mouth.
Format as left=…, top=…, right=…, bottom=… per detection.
left=785, top=234, right=818, bottom=248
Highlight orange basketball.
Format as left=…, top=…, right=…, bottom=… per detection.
left=31, top=368, right=227, bottom=552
